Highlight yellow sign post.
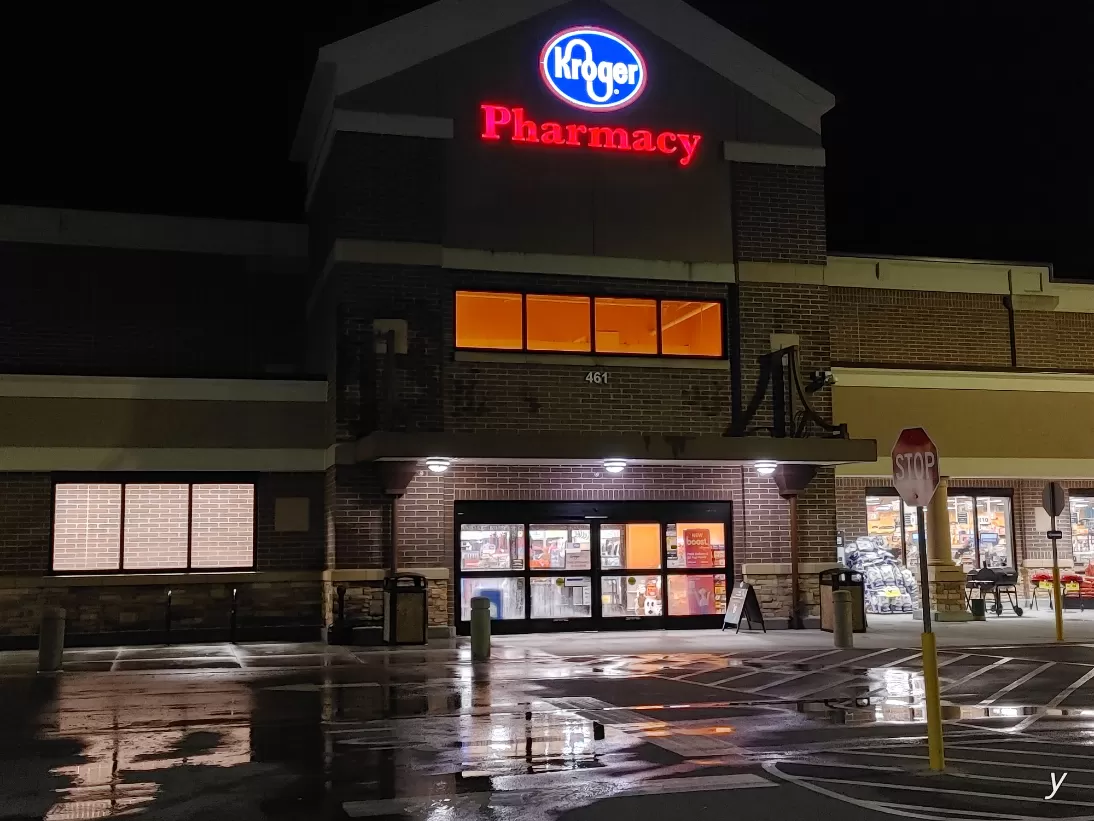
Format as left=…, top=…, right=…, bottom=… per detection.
left=1043, top=482, right=1066, bottom=643
left=892, top=427, right=945, bottom=772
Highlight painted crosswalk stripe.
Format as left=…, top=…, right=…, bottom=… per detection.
left=749, top=648, right=894, bottom=692
left=977, top=661, right=1055, bottom=706
left=1013, top=665, right=1094, bottom=731
left=939, top=656, right=1011, bottom=692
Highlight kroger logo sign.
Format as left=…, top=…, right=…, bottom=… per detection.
left=539, top=26, right=647, bottom=112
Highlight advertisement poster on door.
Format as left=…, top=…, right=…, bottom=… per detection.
left=683, top=528, right=713, bottom=568
left=686, top=575, right=716, bottom=614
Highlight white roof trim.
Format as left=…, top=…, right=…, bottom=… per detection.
left=723, top=141, right=826, bottom=167
left=292, top=0, right=833, bottom=162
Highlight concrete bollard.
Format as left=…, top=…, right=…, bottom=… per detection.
left=832, top=589, right=853, bottom=649
left=38, top=607, right=66, bottom=673
left=470, top=596, right=491, bottom=662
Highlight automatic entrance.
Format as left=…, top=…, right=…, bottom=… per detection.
left=455, top=500, right=732, bottom=634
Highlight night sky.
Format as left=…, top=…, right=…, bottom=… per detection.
left=5, top=3, right=1091, bottom=275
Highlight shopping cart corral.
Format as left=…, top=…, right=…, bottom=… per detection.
left=965, top=566, right=1024, bottom=616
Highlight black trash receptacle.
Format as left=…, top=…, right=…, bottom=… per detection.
left=819, top=569, right=867, bottom=633
left=383, top=573, right=428, bottom=645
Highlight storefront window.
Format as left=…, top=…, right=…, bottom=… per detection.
left=1071, top=495, right=1094, bottom=569
left=977, top=497, right=1012, bottom=568
left=530, top=577, right=592, bottom=618
left=602, top=575, right=662, bottom=617
left=594, top=298, right=657, bottom=354
left=460, top=524, right=524, bottom=571
left=454, top=291, right=522, bottom=349
left=529, top=525, right=591, bottom=570
left=600, top=523, right=661, bottom=569
left=666, top=523, right=726, bottom=568
left=947, top=493, right=1014, bottom=570
left=866, top=495, right=904, bottom=562
left=667, top=574, right=727, bottom=615
left=460, top=577, right=525, bottom=620
left=660, top=301, right=722, bottom=356
left=526, top=295, right=591, bottom=352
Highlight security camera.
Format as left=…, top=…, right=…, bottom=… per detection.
left=807, top=369, right=836, bottom=392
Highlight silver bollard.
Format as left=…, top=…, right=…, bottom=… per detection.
left=832, top=589, right=853, bottom=649
left=38, top=606, right=66, bottom=673
left=470, top=596, right=491, bottom=661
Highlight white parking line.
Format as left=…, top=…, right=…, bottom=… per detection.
left=977, top=661, right=1055, bottom=706
left=1013, top=666, right=1094, bottom=731
left=940, top=657, right=1012, bottom=692
left=749, top=649, right=894, bottom=693
left=839, top=748, right=1094, bottom=775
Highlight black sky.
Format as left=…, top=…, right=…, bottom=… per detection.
left=4, top=3, right=1092, bottom=275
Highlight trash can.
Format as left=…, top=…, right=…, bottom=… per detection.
left=969, top=597, right=987, bottom=621
left=383, top=573, right=428, bottom=645
left=819, top=569, right=867, bottom=633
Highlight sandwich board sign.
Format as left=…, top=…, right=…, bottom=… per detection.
left=723, top=582, right=766, bottom=633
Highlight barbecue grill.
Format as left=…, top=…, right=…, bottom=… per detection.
left=965, top=566, right=1023, bottom=616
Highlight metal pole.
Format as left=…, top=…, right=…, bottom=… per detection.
left=917, top=504, right=945, bottom=771
left=1051, top=514, right=1064, bottom=642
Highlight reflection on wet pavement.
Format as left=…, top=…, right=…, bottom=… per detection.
left=7, top=641, right=1094, bottom=818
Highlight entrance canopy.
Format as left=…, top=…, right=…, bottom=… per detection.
left=353, top=430, right=877, bottom=467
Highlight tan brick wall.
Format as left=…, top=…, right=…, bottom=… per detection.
left=191, top=483, right=254, bottom=569
left=831, top=288, right=1011, bottom=367
left=123, top=484, right=188, bottom=570
left=1014, top=310, right=1094, bottom=371
left=52, top=484, right=121, bottom=571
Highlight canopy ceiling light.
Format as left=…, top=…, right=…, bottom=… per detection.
left=754, top=460, right=778, bottom=476
left=425, top=457, right=451, bottom=474
left=602, top=458, right=627, bottom=474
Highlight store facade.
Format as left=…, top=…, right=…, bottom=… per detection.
left=34, top=0, right=1094, bottom=643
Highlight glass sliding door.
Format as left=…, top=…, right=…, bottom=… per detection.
left=454, top=501, right=732, bottom=634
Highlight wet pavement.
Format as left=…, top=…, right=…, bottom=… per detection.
left=6, top=639, right=1094, bottom=819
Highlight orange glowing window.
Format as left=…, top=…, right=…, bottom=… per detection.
left=594, top=298, right=657, bottom=354
left=455, top=291, right=523, bottom=350
left=661, top=301, right=723, bottom=357
left=526, top=294, right=591, bottom=352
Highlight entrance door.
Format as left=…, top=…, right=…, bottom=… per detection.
left=455, top=501, right=732, bottom=634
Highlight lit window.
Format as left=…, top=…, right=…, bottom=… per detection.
left=455, top=291, right=522, bottom=350
left=594, top=298, right=657, bottom=354
left=526, top=294, right=591, bottom=352
left=1071, top=495, right=1094, bottom=570
left=52, top=480, right=256, bottom=572
left=661, top=301, right=723, bottom=356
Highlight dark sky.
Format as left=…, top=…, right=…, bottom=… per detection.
left=4, top=3, right=1092, bottom=275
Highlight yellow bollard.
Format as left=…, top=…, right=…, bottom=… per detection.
left=921, top=630, right=945, bottom=771
left=1052, top=554, right=1065, bottom=643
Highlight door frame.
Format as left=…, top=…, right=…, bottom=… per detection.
left=454, top=500, right=733, bottom=635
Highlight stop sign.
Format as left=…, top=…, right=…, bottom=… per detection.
left=892, top=427, right=940, bottom=507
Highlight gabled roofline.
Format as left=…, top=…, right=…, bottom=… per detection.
left=291, top=0, right=834, bottom=164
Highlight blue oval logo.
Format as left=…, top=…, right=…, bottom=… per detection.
left=539, top=26, right=647, bottom=113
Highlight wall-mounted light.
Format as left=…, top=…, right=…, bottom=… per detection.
left=425, top=457, right=451, bottom=474
left=603, top=458, right=627, bottom=474
left=754, top=460, right=777, bottom=476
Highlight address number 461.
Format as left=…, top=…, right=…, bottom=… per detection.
left=585, top=371, right=609, bottom=384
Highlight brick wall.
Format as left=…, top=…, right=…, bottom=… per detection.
left=327, top=465, right=388, bottom=568
left=308, top=133, right=445, bottom=268
left=191, top=484, right=255, bottom=569
left=0, top=241, right=309, bottom=378
left=0, top=474, right=51, bottom=574
left=831, top=288, right=1011, bottom=368
left=256, top=473, right=325, bottom=571
left=730, top=162, right=825, bottom=265
left=123, top=484, right=188, bottom=570
left=52, top=483, right=121, bottom=571
left=1014, top=310, right=1094, bottom=371
left=738, top=282, right=832, bottom=434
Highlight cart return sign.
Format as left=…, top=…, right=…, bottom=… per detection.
left=892, top=427, right=940, bottom=507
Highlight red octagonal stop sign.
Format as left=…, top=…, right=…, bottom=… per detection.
left=892, top=427, right=940, bottom=507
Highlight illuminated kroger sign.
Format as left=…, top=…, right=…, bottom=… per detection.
left=539, top=26, right=646, bottom=112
